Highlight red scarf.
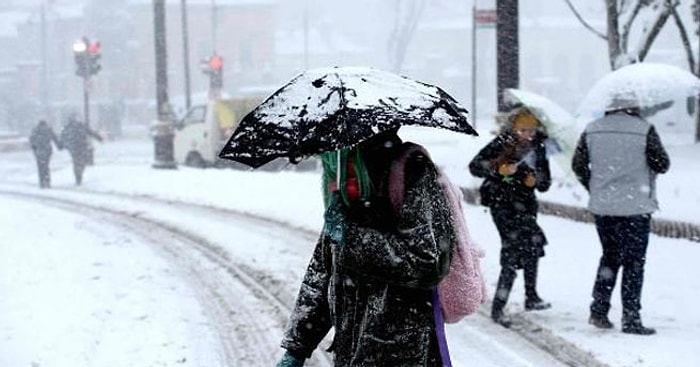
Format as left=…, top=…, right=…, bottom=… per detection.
left=328, top=157, right=360, bottom=202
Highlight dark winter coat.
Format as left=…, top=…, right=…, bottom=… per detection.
left=469, top=130, right=551, bottom=211
left=281, top=142, right=456, bottom=366
left=468, top=130, right=551, bottom=268
left=60, top=120, right=101, bottom=159
left=29, top=122, right=61, bottom=160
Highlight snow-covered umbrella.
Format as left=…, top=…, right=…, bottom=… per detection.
left=576, top=62, right=700, bottom=119
left=503, top=88, right=576, bottom=144
left=503, top=88, right=579, bottom=178
left=219, top=66, right=477, bottom=168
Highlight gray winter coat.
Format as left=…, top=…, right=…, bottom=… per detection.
left=281, top=148, right=455, bottom=366
left=572, top=112, right=670, bottom=216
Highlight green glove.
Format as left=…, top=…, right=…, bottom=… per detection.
left=502, top=175, right=515, bottom=184
left=323, top=192, right=347, bottom=245
left=276, top=351, right=305, bottom=367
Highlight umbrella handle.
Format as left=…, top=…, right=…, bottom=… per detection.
left=336, top=152, right=342, bottom=189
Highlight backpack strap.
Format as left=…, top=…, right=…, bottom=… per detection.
left=388, top=142, right=431, bottom=214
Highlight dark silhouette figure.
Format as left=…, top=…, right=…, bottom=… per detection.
left=60, top=118, right=102, bottom=185
left=29, top=120, right=62, bottom=188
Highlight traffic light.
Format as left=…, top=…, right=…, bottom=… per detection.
left=201, top=55, right=223, bottom=89
left=73, top=37, right=89, bottom=78
left=88, top=41, right=101, bottom=76
left=209, top=55, right=223, bottom=89
left=73, top=37, right=101, bottom=78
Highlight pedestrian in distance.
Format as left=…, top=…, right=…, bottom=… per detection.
left=29, top=120, right=62, bottom=188
left=60, top=116, right=103, bottom=186
left=276, top=128, right=458, bottom=367
left=468, top=106, right=552, bottom=328
left=572, top=93, right=670, bottom=335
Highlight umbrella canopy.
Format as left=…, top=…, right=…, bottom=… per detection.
left=503, top=88, right=579, bottom=179
left=219, top=66, right=477, bottom=168
left=576, top=62, right=700, bottom=119
left=503, top=88, right=575, bottom=136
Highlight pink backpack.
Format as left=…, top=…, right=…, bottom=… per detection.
left=389, top=143, right=487, bottom=323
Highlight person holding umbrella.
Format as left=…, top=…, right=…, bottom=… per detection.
left=277, top=129, right=458, bottom=366
left=217, top=67, right=479, bottom=366
left=468, top=106, right=552, bottom=328
left=572, top=92, right=670, bottom=335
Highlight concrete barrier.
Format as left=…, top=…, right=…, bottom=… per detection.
left=461, top=187, right=700, bottom=243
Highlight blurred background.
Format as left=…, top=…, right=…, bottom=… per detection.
left=0, top=0, right=697, bottom=142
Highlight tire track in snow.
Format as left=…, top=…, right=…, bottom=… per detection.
left=0, top=189, right=333, bottom=367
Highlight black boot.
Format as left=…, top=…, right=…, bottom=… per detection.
left=589, top=314, right=614, bottom=329
left=523, top=259, right=550, bottom=311
left=492, top=266, right=516, bottom=328
left=491, top=301, right=512, bottom=328
left=525, top=296, right=552, bottom=311
left=622, top=323, right=656, bottom=335
left=622, top=311, right=656, bottom=335
left=622, top=317, right=655, bottom=335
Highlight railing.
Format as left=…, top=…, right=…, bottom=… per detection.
left=461, top=187, right=700, bottom=243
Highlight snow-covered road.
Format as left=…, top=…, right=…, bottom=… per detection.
left=0, top=186, right=570, bottom=367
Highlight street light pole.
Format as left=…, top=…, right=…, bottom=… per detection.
left=471, top=1, right=477, bottom=129
left=303, top=0, right=309, bottom=70
left=72, top=37, right=91, bottom=127
left=496, top=0, right=519, bottom=113
left=181, top=0, right=192, bottom=111
left=696, top=0, right=700, bottom=143
left=40, top=2, right=49, bottom=117
left=152, top=0, right=177, bottom=169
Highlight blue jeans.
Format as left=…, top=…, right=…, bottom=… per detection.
left=590, top=214, right=651, bottom=323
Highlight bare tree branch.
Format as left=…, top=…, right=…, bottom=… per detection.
left=669, top=2, right=696, bottom=72
left=562, top=0, right=607, bottom=39
left=387, top=0, right=427, bottom=72
left=621, top=0, right=645, bottom=51
left=607, top=0, right=623, bottom=68
left=636, top=0, right=676, bottom=61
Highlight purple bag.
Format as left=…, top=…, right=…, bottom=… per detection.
left=389, top=143, right=487, bottom=324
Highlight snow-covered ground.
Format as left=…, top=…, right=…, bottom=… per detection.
left=0, top=124, right=698, bottom=367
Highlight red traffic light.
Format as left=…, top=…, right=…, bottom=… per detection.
left=88, top=41, right=101, bottom=55
left=209, top=55, right=223, bottom=70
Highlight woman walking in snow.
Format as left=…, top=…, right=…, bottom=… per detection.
left=468, top=106, right=552, bottom=328
left=276, top=128, right=456, bottom=367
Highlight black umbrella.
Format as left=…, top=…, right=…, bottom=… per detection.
left=219, top=66, right=477, bottom=168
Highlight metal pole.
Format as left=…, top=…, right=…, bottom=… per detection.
left=696, top=0, right=700, bottom=143
left=181, top=0, right=191, bottom=111
left=83, top=77, right=90, bottom=127
left=152, top=0, right=177, bottom=169
left=40, top=3, right=49, bottom=117
left=211, top=0, right=217, bottom=53
left=496, top=0, right=518, bottom=113
left=209, top=0, right=218, bottom=99
left=303, top=0, right=309, bottom=70
left=471, top=1, right=477, bottom=128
